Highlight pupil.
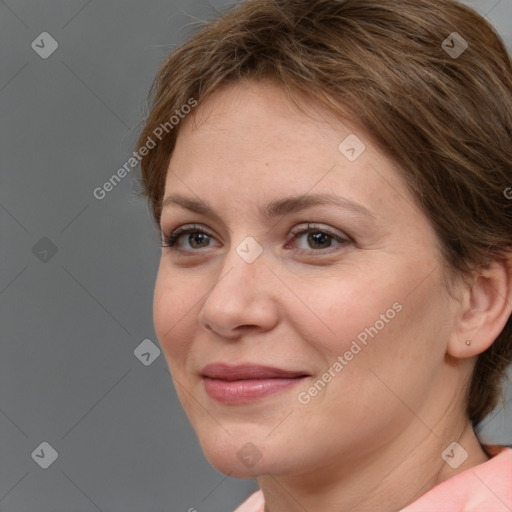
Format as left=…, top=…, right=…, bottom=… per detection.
left=309, top=232, right=330, bottom=249
left=190, top=233, right=208, bottom=248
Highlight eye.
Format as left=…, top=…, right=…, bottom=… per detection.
left=160, top=223, right=351, bottom=255
left=160, top=224, right=219, bottom=251
left=286, top=223, right=351, bottom=254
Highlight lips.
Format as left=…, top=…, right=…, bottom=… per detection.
left=202, top=363, right=308, bottom=380
left=201, top=363, right=310, bottom=404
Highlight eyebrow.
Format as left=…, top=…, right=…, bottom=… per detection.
left=161, top=192, right=375, bottom=222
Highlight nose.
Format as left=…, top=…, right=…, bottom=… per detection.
left=197, top=243, right=279, bottom=339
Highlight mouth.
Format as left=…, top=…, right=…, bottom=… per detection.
left=201, top=363, right=310, bottom=405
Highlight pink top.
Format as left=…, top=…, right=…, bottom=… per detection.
left=234, top=445, right=512, bottom=512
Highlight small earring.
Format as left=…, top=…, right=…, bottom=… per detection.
left=465, top=339, right=471, bottom=346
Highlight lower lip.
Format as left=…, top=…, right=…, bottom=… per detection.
left=203, top=377, right=307, bottom=404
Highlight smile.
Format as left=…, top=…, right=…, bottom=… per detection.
left=201, top=363, right=310, bottom=405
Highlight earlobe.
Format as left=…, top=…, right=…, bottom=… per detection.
left=447, top=256, right=512, bottom=359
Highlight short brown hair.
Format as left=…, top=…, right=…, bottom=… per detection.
left=136, top=0, right=512, bottom=426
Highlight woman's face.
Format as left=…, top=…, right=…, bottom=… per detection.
left=154, top=80, right=463, bottom=479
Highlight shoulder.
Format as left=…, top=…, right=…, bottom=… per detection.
left=234, top=447, right=512, bottom=512
left=401, top=445, right=512, bottom=511
left=234, top=489, right=265, bottom=512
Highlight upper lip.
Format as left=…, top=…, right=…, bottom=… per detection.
left=201, top=363, right=309, bottom=381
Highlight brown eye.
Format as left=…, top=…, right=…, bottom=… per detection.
left=287, top=224, right=351, bottom=254
left=161, top=224, right=219, bottom=251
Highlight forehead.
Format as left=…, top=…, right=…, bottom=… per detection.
left=163, top=80, right=420, bottom=223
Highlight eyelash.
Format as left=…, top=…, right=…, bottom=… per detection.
left=160, top=223, right=351, bottom=255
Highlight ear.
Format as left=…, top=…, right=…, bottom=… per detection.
left=447, top=254, right=512, bottom=359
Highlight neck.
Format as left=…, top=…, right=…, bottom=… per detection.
left=258, top=418, right=489, bottom=512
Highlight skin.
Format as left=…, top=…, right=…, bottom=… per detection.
left=153, top=79, right=512, bottom=512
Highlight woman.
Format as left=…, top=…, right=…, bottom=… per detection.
left=136, top=0, right=512, bottom=510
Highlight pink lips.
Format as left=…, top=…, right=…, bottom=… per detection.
left=201, top=363, right=309, bottom=404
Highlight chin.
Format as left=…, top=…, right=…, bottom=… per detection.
left=196, top=429, right=286, bottom=478
left=199, top=440, right=265, bottom=477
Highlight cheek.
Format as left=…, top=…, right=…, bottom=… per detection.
left=153, top=265, right=195, bottom=366
left=288, top=285, right=439, bottom=433
left=292, top=263, right=447, bottom=393
left=293, top=270, right=406, bottom=360
left=318, top=272, right=449, bottom=400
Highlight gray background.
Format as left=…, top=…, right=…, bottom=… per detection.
left=1, top=1, right=511, bottom=511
